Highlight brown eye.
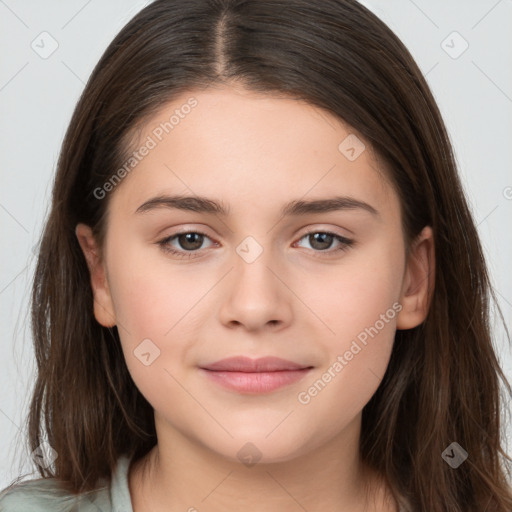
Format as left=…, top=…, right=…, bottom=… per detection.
left=307, top=232, right=335, bottom=251
left=295, top=231, right=354, bottom=256
left=157, top=231, right=215, bottom=258
left=175, top=232, right=205, bottom=251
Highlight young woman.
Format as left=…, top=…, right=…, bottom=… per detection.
left=1, top=0, right=511, bottom=511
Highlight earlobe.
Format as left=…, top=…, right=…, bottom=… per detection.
left=75, top=223, right=117, bottom=328
left=396, top=226, right=435, bottom=330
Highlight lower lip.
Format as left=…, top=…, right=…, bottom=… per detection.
left=200, top=368, right=312, bottom=393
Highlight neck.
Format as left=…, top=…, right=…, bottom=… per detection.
left=128, top=414, right=397, bottom=512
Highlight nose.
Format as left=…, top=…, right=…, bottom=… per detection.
left=218, top=244, right=293, bottom=332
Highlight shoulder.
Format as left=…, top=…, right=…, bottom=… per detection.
left=0, top=477, right=111, bottom=512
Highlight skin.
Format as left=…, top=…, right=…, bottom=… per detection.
left=76, top=85, right=434, bottom=512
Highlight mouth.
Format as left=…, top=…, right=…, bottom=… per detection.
left=199, top=356, right=314, bottom=394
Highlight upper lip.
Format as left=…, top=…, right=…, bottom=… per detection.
left=200, top=356, right=310, bottom=372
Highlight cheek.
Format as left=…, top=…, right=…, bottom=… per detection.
left=107, top=233, right=207, bottom=331
left=105, top=242, right=196, bottom=369
left=106, top=251, right=208, bottom=415
left=295, top=239, right=404, bottom=408
left=305, top=235, right=405, bottom=343
left=110, top=268, right=173, bottom=339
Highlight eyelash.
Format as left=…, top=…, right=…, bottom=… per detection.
left=157, top=230, right=354, bottom=260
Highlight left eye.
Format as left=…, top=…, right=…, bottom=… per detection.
left=157, top=230, right=354, bottom=259
left=294, top=232, right=354, bottom=253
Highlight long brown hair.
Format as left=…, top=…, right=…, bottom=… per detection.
left=6, top=0, right=512, bottom=509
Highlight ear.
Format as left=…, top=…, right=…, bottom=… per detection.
left=396, top=226, right=435, bottom=330
left=75, top=223, right=117, bottom=328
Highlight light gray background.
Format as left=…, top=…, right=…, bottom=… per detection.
left=1, top=0, right=511, bottom=487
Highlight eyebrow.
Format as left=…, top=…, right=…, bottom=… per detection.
left=134, top=194, right=379, bottom=217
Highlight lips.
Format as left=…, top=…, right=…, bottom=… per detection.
left=201, top=356, right=307, bottom=372
left=200, top=356, right=313, bottom=393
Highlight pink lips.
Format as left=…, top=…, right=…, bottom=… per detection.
left=200, top=356, right=312, bottom=394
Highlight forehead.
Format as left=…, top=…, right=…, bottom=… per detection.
left=108, top=86, right=398, bottom=221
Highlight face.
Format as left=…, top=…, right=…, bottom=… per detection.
left=77, top=86, right=432, bottom=465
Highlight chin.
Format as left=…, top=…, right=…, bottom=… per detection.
left=198, top=428, right=315, bottom=467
